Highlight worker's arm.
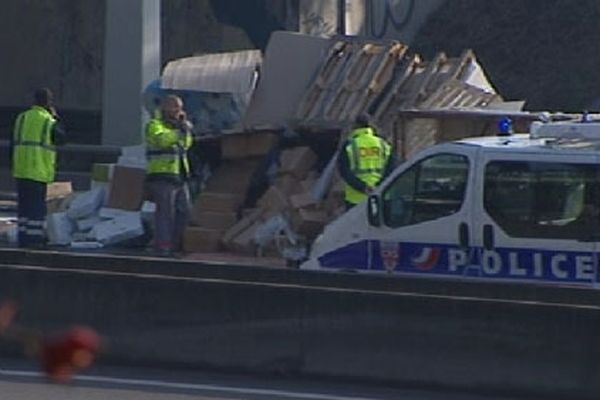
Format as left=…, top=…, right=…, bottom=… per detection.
left=337, top=146, right=369, bottom=193
left=51, top=122, right=67, bottom=146
left=146, top=120, right=178, bottom=148
left=179, top=120, right=194, bottom=150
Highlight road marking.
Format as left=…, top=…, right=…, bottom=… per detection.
left=0, top=368, right=379, bottom=400
left=0, top=263, right=597, bottom=310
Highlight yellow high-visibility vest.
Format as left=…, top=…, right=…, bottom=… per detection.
left=12, top=106, right=57, bottom=183
left=344, top=127, right=391, bottom=205
left=145, top=118, right=192, bottom=177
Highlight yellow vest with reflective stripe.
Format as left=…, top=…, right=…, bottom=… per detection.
left=12, top=106, right=57, bottom=183
left=344, top=127, right=391, bottom=205
left=145, top=118, right=192, bottom=177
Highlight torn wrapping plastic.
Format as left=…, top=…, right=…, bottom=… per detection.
left=66, top=187, right=105, bottom=220
left=90, top=214, right=144, bottom=245
left=253, top=214, right=298, bottom=256
left=76, top=215, right=102, bottom=232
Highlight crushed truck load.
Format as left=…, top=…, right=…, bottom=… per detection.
left=175, top=32, right=517, bottom=264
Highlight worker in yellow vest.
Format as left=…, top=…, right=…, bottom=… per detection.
left=11, top=88, right=66, bottom=248
left=145, top=95, right=193, bottom=257
left=337, top=114, right=395, bottom=210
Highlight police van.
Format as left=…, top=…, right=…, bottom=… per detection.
left=302, top=119, right=600, bottom=286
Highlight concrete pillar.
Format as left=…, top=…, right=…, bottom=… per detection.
left=298, top=0, right=365, bottom=37
left=344, top=0, right=366, bottom=36
left=102, top=0, right=160, bottom=146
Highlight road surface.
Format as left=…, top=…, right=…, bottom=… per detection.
left=0, top=358, right=533, bottom=400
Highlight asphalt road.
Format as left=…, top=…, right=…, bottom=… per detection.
left=0, top=358, right=532, bottom=400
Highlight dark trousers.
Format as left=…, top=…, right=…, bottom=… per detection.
left=16, top=178, right=47, bottom=247
left=146, top=180, right=190, bottom=252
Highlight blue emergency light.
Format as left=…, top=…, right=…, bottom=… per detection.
left=497, top=117, right=513, bottom=136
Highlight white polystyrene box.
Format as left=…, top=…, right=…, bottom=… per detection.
left=91, top=213, right=144, bottom=245
left=46, top=212, right=74, bottom=245
left=76, top=215, right=102, bottom=232
left=99, top=207, right=141, bottom=220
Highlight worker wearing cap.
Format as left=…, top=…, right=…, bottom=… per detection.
left=337, top=115, right=395, bottom=210
left=145, top=95, right=193, bottom=257
left=11, top=88, right=66, bottom=248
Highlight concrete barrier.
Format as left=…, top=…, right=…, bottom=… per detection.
left=2, top=247, right=599, bottom=305
left=0, top=261, right=599, bottom=399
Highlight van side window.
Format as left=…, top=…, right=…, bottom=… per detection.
left=382, top=154, right=469, bottom=228
left=484, top=161, right=599, bottom=239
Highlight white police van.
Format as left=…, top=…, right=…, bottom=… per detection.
left=302, top=120, right=600, bottom=286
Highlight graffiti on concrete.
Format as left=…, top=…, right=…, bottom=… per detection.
left=369, top=0, right=416, bottom=38
left=302, top=11, right=336, bottom=37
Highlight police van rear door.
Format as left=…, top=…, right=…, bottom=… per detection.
left=472, top=150, right=599, bottom=286
left=368, top=144, right=477, bottom=275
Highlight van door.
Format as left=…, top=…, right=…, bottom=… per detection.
left=367, top=145, right=477, bottom=275
left=470, top=151, right=599, bottom=285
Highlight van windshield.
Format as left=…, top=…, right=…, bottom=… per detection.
left=382, top=153, right=469, bottom=227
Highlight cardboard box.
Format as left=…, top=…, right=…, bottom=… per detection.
left=246, top=132, right=278, bottom=157
left=257, top=186, right=289, bottom=212
left=221, top=132, right=278, bottom=159
left=273, top=174, right=302, bottom=197
left=300, top=177, right=317, bottom=193
left=183, top=226, right=224, bottom=253
left=204, top=160, right=259, bottom=193
left=279, top=146, right=317, bottom=179
left=291, top=208, right=328, bottom=239
left=229, top=222, right=260, bottom=255
left=106, top=166, right=146, bottom=211
left=47, top=193, right=76, bottom=214
left=221, top=134, right=248, bottom=160
left=228, top=209, right=284, bottom=254
left=290, top=192, right=318, bottom=209
left=91, top=163, right=115, bottom=183
left=46, top=181, right=73, bottom=200
left=194, top=192, right=242, bottom=213
left=242, top=208, right=260, bottom=218
left=191, top=210, right=237, bottom=230
left=222, top=208, right=264, bottom=246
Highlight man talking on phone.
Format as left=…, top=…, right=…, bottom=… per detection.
left=11, top=88, right=66, bottom=248
left=145, top=95, right=193, bottom=257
